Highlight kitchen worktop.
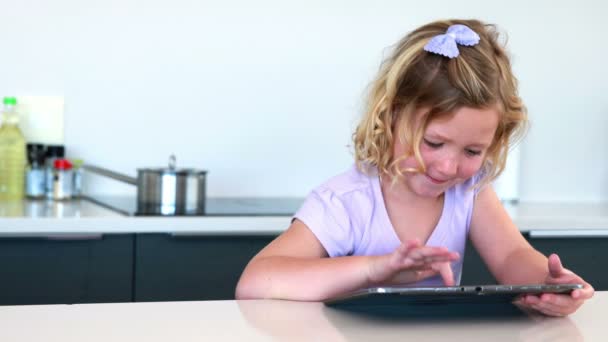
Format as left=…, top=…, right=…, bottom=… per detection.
left=0, top=197, right=294, bottom=235
left=0, top=292, right=605, bottom=341
left=1, top=197, right=608, bottom=236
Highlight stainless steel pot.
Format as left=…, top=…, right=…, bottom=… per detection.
left=83, top=155, right=207, bottom=215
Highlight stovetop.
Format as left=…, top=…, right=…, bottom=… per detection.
left=83, top=195, right=303, bottom=217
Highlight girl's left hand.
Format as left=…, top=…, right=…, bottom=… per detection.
left=517, top=254, right=594, bottom=317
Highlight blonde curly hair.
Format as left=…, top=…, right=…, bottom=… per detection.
left=353, top=19, right=528, bottom=188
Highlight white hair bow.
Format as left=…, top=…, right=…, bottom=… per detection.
left=423, top=24, right=480, bottom=59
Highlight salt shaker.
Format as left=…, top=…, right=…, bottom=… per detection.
left=51, top=159, right=73, bottom=200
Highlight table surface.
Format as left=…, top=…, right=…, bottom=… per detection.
left=0, top=292, right=604, bottom=341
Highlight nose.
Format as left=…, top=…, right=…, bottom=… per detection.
left=436, top=154, right=458, bottom=177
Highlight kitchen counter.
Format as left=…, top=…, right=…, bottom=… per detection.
left=0, top=198, right=295, bottom=235
left=0, top=292, right=605, bottom=341
left=1, top=198, right=608, bottom=237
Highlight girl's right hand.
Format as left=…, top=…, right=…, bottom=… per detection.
left=366, top=239, right=460, bottom=286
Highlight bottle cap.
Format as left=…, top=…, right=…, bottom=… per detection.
left=3, top=97, right=17, bottom=106
left=71, top=159, right=84, bottom=168
left=46, top=145, right=66, bottom=158
left=54, top=159, right=73, bottom=170
left=27, top=144, right=46, bottom=165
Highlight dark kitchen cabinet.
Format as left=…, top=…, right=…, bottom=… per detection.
left=134, top=233, right=275, bottom=302
left=1, top=229, right=603, bottom=306
left=135, top=232, right=606, bottom=303
left=460, top=238, right=498, bottom=285
left=460, top=234, right=607, bottom=291
left=0, top=234, right=134, bottom=305
left=527, top=236, right=608, bottom=291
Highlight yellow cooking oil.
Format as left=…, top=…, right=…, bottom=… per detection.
left=0, top=97, right=27, bottom=200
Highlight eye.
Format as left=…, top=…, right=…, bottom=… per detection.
left=424, top=138, right=443, bottom=149
left=465, top=149, right=482, bottom=157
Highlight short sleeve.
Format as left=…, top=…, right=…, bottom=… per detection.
left=293, top=189, right=354, bottom=257
left=466, top=170, right=487, bottom=233
left=473, top=168, right=489, bottom=197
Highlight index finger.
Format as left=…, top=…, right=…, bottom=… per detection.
left=434, top=262, right=455, bottom=286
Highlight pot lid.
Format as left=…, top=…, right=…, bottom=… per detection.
left=137, top=155, right=208, bottom=175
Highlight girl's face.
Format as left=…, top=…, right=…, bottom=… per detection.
left=394, top=106, right=499, bottom=198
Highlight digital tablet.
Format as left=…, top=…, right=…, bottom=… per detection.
left=324, top=284, right=583, bottom=308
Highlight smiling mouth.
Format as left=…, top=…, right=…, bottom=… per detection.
left=426, top=174, right=448, bottom=184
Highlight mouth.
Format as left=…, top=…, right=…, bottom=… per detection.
left=426, top=174, right=449, bottom=185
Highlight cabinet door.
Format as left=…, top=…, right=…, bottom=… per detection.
left=0, top=234, right=133, bottom=305
left=460, top=238, right=498, bottom=285
left=461, top=234, right=607, bottom=291
left=135, top=233, right=275, bottom=302
left=527, top=236, right=607, bottom=291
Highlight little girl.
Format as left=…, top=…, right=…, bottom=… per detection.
left=236, top=19, right=594, bottom=316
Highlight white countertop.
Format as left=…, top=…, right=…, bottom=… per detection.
left=0, top=292, right=605, bottom=341
left=0, top=199, right=293, bottom=236
left=1, top=199, right=608, bottom=237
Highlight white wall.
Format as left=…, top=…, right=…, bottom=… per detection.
left=0, top=0, right=606, bottom=201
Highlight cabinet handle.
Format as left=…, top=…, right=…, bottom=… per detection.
left=1, top=233, right=105, bottom=240
left=168, top=232, right=208, bottom=239
left=44, top=234, right=104, bottom=241
left=529, top=230, right=608, bottom=238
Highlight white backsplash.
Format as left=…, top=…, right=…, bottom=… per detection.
left=16, top=96, right=64, bottom=145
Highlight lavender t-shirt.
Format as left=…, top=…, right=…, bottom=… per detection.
left=294, top=164, right=482, bottom=286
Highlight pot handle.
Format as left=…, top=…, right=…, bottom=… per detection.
left=168, top=154, right=176, bottom=170
left=82, top=164, right=137, bottom=186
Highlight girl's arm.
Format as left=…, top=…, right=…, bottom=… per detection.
left=469, top=186, right=594, bottom=316
left=235, top=219, right=459, bottom=301
left=469, top=186, right=547, bottom=284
